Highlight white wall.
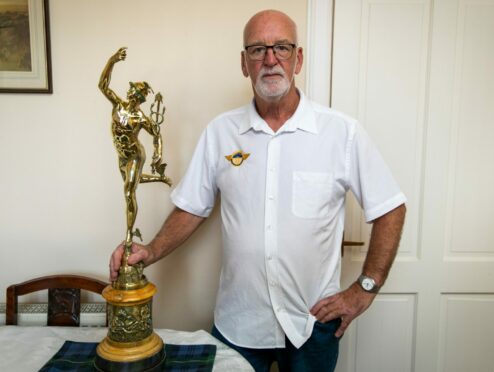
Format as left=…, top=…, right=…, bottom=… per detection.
left=0, top=0, right=307, bottom=330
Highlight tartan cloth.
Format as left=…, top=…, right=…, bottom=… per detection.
left=38, top=340, right=216, bottom=372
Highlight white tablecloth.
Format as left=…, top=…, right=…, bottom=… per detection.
left=0, top=326, right=253, bottom=372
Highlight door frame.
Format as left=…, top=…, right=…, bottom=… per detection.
left=306, top=0, right=334, bottom=106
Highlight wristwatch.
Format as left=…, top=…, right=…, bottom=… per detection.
left=358, top=275, right=380, bottom=293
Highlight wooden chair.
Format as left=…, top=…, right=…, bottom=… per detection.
left=6, top=274, right=108, bottom=326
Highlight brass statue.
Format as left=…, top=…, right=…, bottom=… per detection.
left=98, top=47, right=171, bottom=289
left=96, top=47, right=168, bottom=371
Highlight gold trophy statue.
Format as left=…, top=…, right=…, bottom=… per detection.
left=95, top=47, right=171, bottom=371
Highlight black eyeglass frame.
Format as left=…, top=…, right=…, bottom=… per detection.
left=244, top=43, right=298, bottom=61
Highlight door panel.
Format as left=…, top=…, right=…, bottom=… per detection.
left=438, top=295, right=494, bottom=372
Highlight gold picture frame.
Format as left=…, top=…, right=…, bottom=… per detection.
left=0, top=0, right=52, bottom=93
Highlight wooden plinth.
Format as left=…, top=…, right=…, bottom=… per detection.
left=95, top=281, right=165, bottom=370
left=103, top=281, right=157, bottom=306
left=97, top=332, right=164, bottom=362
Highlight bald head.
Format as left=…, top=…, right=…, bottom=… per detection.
left=243, top=10, right=298, bottom=47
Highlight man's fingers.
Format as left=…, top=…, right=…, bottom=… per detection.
left=310, top=301, right=325, bottom=316
left=320, top=309, right=342, bottom=323
left=312, top=301, right=352, bottom=336
left=109, top=244, right=124, bottom=280
left=310, top=300, right=342, bottom=323
left=311, top=297, right=331, bottom=314
left=311, top=295, right=339, bottom=318
left=335, top=317, right=351, bottom=338
left=127, top=246, right=148, bottom=265
left=312, top=306, right=331, bottom=321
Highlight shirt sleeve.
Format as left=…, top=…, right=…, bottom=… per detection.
left=170, top=127, right=218, bottom=217
left=346, top=121, right=407, bottom=223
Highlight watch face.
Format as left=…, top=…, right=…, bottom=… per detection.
left=362, top=278, right=374, bottom=291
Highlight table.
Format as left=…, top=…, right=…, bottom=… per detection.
left=0, top=326, right=254, bottom=372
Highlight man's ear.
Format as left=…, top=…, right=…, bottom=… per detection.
left=241, top=52, right=249, bottom=77
left=294, top=47, right=304, bottom=75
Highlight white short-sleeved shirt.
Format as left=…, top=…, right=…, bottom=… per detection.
left=170, top=91, right=406, bottom=349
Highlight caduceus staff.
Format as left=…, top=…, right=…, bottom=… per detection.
left=149, top=93, right=168, bottom=178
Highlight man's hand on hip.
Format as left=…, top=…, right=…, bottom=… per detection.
left=310, top=282, right=376, bottom=338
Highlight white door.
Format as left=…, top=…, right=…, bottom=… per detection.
left=329, top=1, right=494, bottom=371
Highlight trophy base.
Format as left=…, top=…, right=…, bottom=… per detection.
left=95, top=332, right=165, bottom=371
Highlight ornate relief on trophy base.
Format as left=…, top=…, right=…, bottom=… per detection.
left=95, top=281, right=165, bottom=371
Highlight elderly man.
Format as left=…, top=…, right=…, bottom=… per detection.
left=110, top=9, right=406, bottom=372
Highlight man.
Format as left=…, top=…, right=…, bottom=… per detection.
left=110, top=10, right=406, bottom=372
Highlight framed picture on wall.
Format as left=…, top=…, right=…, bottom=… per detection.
left=0, top=0, right=52, bottom=93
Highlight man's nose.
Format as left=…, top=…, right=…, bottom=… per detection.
left=263, top=48, right=278, bottom=66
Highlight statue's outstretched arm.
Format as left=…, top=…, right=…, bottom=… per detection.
left=99, top=47, right=127, bottom=104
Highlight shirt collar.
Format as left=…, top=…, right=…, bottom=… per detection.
left=239, top=90, right=318, bottom=135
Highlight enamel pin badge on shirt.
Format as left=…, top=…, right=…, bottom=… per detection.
left=225, top=150, right=250, bottom=166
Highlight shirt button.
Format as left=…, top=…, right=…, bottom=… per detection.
left=267, top=225, right=272, bottom=230
left=268, top=195, right=275, bottom=200
left=267, top=255, right=273, bottom=260
left=270, top=281, right=276, bottom=287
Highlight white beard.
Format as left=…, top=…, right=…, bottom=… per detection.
left=254, top=66, right=292, bottom=100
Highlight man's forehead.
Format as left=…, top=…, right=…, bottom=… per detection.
left=243, top=11, right=297, bottom=45
left=244, top=27, right=297, bottom=46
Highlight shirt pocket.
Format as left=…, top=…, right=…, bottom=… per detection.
left=292, top=171, right=333, bottom=219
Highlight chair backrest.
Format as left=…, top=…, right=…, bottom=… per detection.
left=6, top=274, right=108, bottom=326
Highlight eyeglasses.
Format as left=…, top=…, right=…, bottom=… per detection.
left=244, top=43, right=297, bottom=61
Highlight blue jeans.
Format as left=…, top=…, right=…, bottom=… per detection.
left=211, top=319, right=341, bottom=372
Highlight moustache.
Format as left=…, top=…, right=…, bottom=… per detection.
left=259, top=66, right=286, bottom=79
